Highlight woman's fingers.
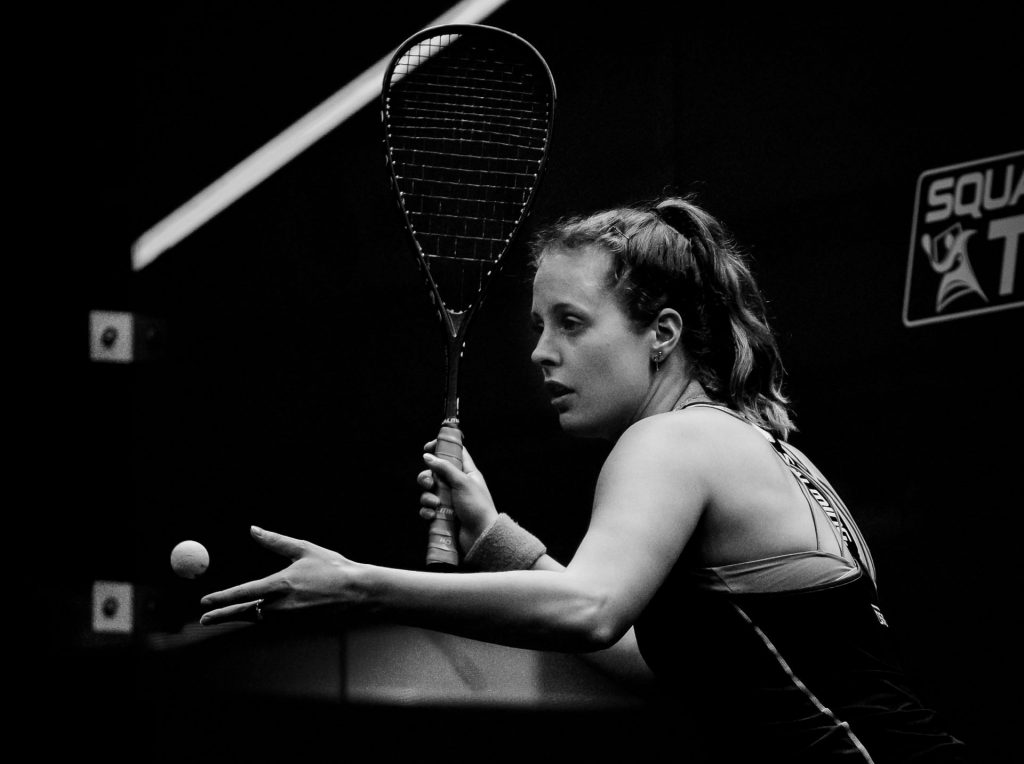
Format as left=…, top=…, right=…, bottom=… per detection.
left=200, top=571, right=285, bottom=609
left=199, top=600, right=261, bottom=626
left=425, top=437, right=479, bottom=473
left=249, top=526, right=307, bottom=560
left=423, top=452, right=464, bottom=484
left=417, top=461, right=440, bottom=521
left=198, top=527, right=355, bottom=629
left=198, top=528, right=307, bottom=612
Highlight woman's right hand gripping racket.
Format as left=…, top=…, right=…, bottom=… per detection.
left=381, top=24, right=556, bottom=568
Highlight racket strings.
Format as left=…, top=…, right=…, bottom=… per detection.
left=391, top=131, right=545, bottom=154
left=397, top=100, right=547, bottom=127
left=385, top=32, right=553, bottom=312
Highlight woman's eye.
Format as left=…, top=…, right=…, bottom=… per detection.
left=531, top=314, right=584, bottom=335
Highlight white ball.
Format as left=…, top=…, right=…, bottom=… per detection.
left=170, top=540, right=209, bottom=579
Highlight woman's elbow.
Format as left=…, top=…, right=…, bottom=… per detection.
left=565, top=594, right=631, bottom=652
left=580, top=621, right=624, bottom=652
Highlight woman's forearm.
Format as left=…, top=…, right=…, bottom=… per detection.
left=354, top=563, right=615, bottom=652
left=359, top=555, right=653, bottom=688
left=529, top=554, right=655, bottom=688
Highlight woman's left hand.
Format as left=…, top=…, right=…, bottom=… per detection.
left=199, top=526, right=358, bottom=626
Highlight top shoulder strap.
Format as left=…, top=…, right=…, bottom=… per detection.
left=768, top=438, right=877, bottom=585
left=678, top=402, right=877, bottom=585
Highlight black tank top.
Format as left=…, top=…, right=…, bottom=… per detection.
left=633, top=404, right=968, bottom=762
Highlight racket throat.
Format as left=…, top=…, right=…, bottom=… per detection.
left=442, top=334, right=465, bottom=421
left=441, top=309, right=465, bottom=338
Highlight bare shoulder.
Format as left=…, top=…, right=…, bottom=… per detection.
left=591, top=410, right=724, bottom=511
left=582, top=410, right=719, bottom=582
left=609, top=409, right=714, bottom=468
left=617, top=406, right=767, bottom=458
left=601, top=407, right=760, bottom=491
left=617, top=407, right=798, bottom=501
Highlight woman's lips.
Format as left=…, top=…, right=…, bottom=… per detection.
left=544, top=380, right=574, bottom=406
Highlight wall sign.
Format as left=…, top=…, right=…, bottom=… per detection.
left=903, top=150, right=1023, bottom=327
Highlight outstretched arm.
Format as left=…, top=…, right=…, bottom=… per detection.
left=201, top=415, right=708, bottom=661
left=201, top=526, right=615, bottom=652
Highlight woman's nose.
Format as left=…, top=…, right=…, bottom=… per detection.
left=530, top=330, right=557, bottom=367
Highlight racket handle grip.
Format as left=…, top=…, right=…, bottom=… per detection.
left=426, top=420, right=464, bottom=568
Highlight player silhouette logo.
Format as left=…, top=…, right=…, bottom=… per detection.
left=919, top=222, right=988, bottom=313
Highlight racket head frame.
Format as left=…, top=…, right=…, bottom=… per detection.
left=381, top=23, right=557, bottom=356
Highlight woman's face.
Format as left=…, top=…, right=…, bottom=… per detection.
left=531, top=245, right=653, bottom=439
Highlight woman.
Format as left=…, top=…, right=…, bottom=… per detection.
left=200, top=196, right=966, bottom=761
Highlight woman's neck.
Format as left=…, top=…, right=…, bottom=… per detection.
left=624, top=374, right=710, bottom=438
left=671, top=378, right=712, bottom=411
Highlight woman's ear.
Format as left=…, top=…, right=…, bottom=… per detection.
left=651, top=308, right=683, bottom=357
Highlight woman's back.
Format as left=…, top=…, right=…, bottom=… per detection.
left=634, top=404, right=967, bottom=762
left=672, top=403, right=847, bottom=567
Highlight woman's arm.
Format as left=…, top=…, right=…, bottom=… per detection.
left=200, top=414, right=709, bottom=657
left=530, top=555, right=654, bottom=688
left=200, top=528, right=612, bottom=651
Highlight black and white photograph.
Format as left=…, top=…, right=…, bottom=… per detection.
left=40, top=2, right=1020, bottom=760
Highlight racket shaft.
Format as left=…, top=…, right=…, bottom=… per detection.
left=427, top=421, right=464, bottom=566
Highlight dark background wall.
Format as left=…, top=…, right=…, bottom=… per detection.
left=44, top=2, right=1020, bottom=758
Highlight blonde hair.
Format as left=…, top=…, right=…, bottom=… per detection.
left=531, top=195, right=795, bottom=438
